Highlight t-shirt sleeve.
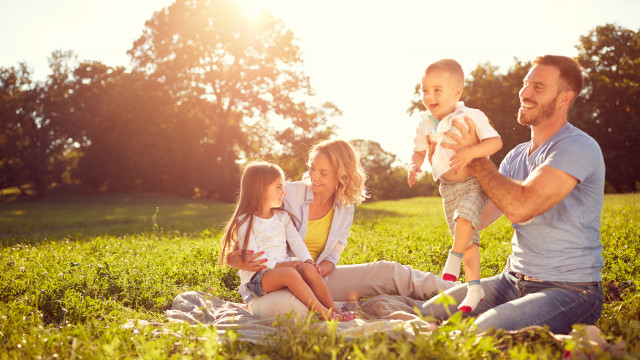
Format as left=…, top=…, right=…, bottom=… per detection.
left=499, top=148, right=515, bottom=177
left=542, top=135, right=602, bottom=183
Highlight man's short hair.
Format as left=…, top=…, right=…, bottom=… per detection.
left=425, top=59, right=464, bottom=87
left=532, top=55, right=584, bottom=96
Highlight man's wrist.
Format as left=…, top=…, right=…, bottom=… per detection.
left=469, top=157, right=488, bottom=172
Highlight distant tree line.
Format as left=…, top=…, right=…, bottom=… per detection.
left=408, top=23, right=639, bottom=193
left=0, top=0, right=437, bottom=202
left=1, top=0, right=338, bottom=201
left=1, top=11, right=638, bottom=201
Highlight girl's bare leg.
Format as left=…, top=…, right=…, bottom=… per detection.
left=296, top=263, right=336, bottom=311
left=261, top=268, right=337, bottom=320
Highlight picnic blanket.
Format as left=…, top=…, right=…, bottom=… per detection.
left=123, top=291, right=434, bottom=343
left=166, top=291, right=433, bottom=343
left=122, top=291, right=625, bottom=357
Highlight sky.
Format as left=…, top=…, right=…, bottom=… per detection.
left=2, top=0, right=639, bottom=164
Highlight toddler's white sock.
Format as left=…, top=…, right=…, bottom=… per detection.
left=458, top=281, right=484, bottom=313
left=442, top=250, right=463, bottom=281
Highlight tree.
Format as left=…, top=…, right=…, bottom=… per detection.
left=128, top=0, right=319, bottom=200
left=273, top=102, right=338, bottom=180
left=0, top=51, right=75, bottom=197
left=0, top=64, right=36, bottom=194
left=576, top=23, right=640, bottom=192
left=463, top=61, right=530, bottom=165
left=351, top=139, right=437, bottom=201
left=67, top=62, right=193, bottom=193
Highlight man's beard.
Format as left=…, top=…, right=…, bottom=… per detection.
left=517, top=94, right=558, bottom=126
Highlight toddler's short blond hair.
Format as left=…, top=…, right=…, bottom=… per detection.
left=425, top=59, right=464, bottom=87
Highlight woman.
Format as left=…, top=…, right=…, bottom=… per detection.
left=227, top=139, right=456, bottom=318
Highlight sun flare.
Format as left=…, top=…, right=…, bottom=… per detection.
left=235, top=0, right=269, bottom=19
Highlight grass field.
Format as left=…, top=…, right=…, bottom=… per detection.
left=1, top=193, right=638, bottom=359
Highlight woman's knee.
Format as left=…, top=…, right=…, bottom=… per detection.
left=249, top=289, right=310, bottom=319
left=371, top=260, right=399, bottom=270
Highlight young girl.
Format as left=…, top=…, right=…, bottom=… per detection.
left=221, top=161, right=357, bottom=321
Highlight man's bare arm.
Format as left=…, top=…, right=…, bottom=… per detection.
left=471, top=158, right=578, bottom=224
left=443, top=117, right=578, bottom=224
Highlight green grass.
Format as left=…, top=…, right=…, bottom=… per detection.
left=1, top=193, right=638, bottom=359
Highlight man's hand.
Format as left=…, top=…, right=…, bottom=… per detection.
left=441, top=117, right=480, bottom=151
left=226, top=250, right=268, bottom=272
left=449, top=147, right=475, bottom=169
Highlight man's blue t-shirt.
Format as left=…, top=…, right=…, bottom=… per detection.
left=499, top=123, right=605, bottom=282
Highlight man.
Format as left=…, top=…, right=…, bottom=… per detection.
left=421, top=55, right=605, bottom=334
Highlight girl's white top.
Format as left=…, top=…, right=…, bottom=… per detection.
left=236, top=211, right=313, bottom=286
left=413, top=101, right=500, bottom=181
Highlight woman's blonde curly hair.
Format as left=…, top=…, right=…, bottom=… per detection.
left=303, top=139, right=368, bottom=207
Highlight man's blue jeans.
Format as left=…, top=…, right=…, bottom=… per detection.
left=420, top=270, right=603, bottom=334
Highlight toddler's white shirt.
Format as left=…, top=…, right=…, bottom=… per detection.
left=413, top=101, right=500, bottom=181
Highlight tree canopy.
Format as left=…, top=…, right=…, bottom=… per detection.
left=575, top=23, right=640, bottom=192
left=2, top=17, right=638, bottom=199
left=127, top=0, right=326, bottom=200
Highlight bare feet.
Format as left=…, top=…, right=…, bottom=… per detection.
left=331, top=310, right=359, bottom=322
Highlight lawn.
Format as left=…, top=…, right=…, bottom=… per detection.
left=1, top=192, right=638, bottom=359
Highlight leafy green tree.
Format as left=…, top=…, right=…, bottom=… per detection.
left=351, top=139, right=437, bottom=201
left=67, top=62, right=197, bottom=194
left=0, top=64, right=36, bottom=195
left=463, top=61, right=530, bottom=165
left=351, top=139, right=396, bottom=201
left=273, top=102, right=338, bottom=180
left=576, top=23, right=640, bottom=192
left=0, top=51, right=75, bottom=197
left=128, top=0, right=319, bottom=200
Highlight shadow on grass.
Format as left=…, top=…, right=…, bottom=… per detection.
left=0, top=192, right=235, bottom=246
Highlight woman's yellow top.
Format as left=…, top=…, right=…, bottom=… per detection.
left=304, top=208, right=335, bottom=261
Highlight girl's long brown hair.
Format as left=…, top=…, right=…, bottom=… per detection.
left=220, top=161, right=284, bottom=265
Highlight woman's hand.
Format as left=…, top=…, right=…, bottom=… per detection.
left=226, top=249, right=268, bottom=272
left=318, top=260, right=335, bottom=277
left=305, top=259, right=323, bottom=274
left=274, top=260, right=302, bottom=268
